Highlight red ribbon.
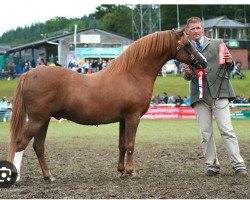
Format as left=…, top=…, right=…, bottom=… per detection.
left=195, top=69, right=206, bottom=99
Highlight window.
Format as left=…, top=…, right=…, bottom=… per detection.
left=102, top=44, right=122, bottom=48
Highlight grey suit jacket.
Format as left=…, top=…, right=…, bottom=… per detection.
left=184, top=37, right=236, bottom=107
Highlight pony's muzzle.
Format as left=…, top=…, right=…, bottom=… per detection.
left=192, top=52, right=207, bottom=69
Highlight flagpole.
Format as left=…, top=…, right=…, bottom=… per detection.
left=177, top=4, right=180, bottom=29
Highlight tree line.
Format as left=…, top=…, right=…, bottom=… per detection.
left=0, top=5, right=249, bottom=46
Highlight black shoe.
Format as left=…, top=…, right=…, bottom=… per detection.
left=235, top=169, right=248, bottom=176
left=206, top=169, right=220, bottom=176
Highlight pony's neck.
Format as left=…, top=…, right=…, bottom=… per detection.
left=106, top=30, right=174, bottom=78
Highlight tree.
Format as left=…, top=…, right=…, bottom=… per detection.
left=101, top=5, right=132, bottom=38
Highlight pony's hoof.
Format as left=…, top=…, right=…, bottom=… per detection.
left=131, top=171, right=137, bottom=177
left=117, top=171, right=125, bottom=178
left=16, top=175, right=21, bottom=182
left=44, top=176, right=56, bottom=182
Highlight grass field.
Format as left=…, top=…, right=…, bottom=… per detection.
left=1, top=70, right=250, bottom=98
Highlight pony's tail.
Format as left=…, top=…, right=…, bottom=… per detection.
left=7, top=74, right=27, bottom=163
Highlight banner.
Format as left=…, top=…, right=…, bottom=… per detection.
left=142, top=104, right=250, bottom=120
left=230, top=104, right=250, bottom=119
left=141, top=105, right=196, bottom=120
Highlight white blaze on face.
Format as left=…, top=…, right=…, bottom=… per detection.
left=13, top=150, right=24, bottom=181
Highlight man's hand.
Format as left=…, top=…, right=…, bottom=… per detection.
left=224, top=51, right=233, bottom=64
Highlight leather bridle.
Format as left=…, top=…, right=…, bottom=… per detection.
left=172, top=29, right=201, bottom=66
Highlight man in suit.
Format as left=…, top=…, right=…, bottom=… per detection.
left=183, top=16, right=248, bottom=176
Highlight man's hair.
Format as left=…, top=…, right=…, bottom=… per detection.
left=186, top=17, right=202, bottom=27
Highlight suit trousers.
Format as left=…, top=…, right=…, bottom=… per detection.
left=193, top=98, right=246, bottom=172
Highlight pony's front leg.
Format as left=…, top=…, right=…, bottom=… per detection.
left=125, top=114, right=140, bottom=176
left=118, top=120, right=126, bottom=175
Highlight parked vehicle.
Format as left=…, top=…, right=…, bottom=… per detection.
left=161, top=59, right=178, bottom=77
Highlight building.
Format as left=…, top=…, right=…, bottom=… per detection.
left=202, top=16, right=249, bottom=70
left=0, top=28, right=134, bottom=72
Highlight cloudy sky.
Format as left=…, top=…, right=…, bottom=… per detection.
left=0, top=0, right=245, bottom=36
left=0, top=0, right=101, bottom=36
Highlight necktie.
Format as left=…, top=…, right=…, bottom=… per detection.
left=196, top=41, right=203, bottom=52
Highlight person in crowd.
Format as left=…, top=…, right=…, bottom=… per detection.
left=183, top=96, right=190, bottom=106
left=101, top=60, right=108, bottom=69
left=175, top=95, right=183, bottom=106
left=30, top=59, right=36, bottom=68
left=151, top=95, right=162, bottom=105
left=55, top=56, right=62, bottom=67
left=68, top=60, right=75, bottom=69
left=6, top=60, right=16, bottom=79
left=182, top=16, right=247, bottom=176
left=168, top=95, right=176, bottom=104
left=82, top=60, right=90, bottom=74
left=162, top=92, right=169, bottom=104
left=0, top=97, right=8, bottom=110
left=233, top=96, right=243, bottom=104
left=91, top=59, right=98, bottom=73
left=24, top=59, right=30, bottom=72
left=37, top=58, right=47, bottom=67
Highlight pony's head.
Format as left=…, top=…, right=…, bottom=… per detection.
left=172, top=29, right=207, bottom=69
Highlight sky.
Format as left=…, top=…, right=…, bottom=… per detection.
left=0, top=0, right=246, bottom=36
left=0, top=0, right=100, bottom=36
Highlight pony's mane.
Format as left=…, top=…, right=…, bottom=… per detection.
left=107, top=30, right=173, bottom=73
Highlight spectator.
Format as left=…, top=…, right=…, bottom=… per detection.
left=175, top=95, right=183, bottom=106
left=183, top=96, right=190, bottom=106
left=68, top=60, right=75, bottom=69
left=162, top=92, right=169, bottom=104
left=0, top=97, right=8, bottom=110
left=38, top=58, right=46, bottom=67
left=233, top=96, right=242, bottom=103
left=6, top=60, right=16, bottom=79
left=168, top=95, right=176, bottom=104
left=150, top=95, right=158, bottom=105
left=55, top=57, right=62, bottom=67
left=30, top=59, right=36, bottom=68
left=102, top=60, right=108, bottom=69
left=82, top=60, right=90, bottom=74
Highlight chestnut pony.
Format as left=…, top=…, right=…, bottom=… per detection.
left=8, top=28, right=206, bottom=181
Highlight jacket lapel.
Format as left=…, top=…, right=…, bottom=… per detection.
left=202, top=37, right=210, bottom=52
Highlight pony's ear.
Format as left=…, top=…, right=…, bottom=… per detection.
left=184, top=30, right=189, bottom=36
left=184, top=26, right=189, bottom=35
left=176, top=28, right=185, bottom=37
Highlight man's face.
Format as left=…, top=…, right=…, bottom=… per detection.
left=186, top=22, right=204, bottom=41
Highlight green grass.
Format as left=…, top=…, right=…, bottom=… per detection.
left=152, top=70, right=250, bottom=97
left=1, top=119, right=249, bottom=144
left=0, top=79, right=17, bottom=98
left=1, top=70, right=250, bottom=98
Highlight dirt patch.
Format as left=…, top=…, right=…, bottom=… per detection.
left=1, top=140, right=249, bottom=199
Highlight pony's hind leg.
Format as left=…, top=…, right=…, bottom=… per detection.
left=14, top=120, right=47, bottom=181
left=33, top=120, right=55, bottom=181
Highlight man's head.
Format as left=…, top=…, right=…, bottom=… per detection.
left=185, top=17, right=204, bottom=41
